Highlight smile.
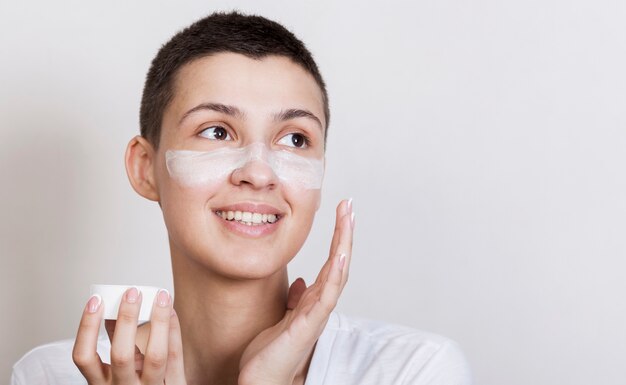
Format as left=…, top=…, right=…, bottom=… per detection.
left=215, top=210, right=281, bottom=226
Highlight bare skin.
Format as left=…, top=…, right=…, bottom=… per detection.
left=72, top=53, right=354, bottom=385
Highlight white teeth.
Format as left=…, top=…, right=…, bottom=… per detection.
left=217, top=210, right=280, bottom=225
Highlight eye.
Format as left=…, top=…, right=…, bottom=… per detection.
left=198, top=125, right=232, bottom=141
left=278, top=133, right=309, bottom=148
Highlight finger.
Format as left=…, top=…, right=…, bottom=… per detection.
left=316, top=201, right=346, bottom=288
left=316, top=200, right=352, bottom=286
left=142, top=289, right=172, bottom=385
left=72, top=294, right=107, bottom=383
left=110, top=287, right=142, bottom=383
left=328, top=199, right=350, bottom=258
left=165, top=309, right=187, bottom=384
left=334, top=200, right=354, bottom=289
left=309, top=253, right=346, bottom=326
left=287, top=278, right=307, bottom=310
left=309, top=208, right=354, bottom=323
left=106, top=320, right=145, bottom=372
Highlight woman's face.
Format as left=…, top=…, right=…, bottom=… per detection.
left=154, top=53, right=326, bottom=279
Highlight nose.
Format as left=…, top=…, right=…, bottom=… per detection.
left=230, top=146, right=278, bottom=190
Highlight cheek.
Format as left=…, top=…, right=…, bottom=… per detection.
left=157, top=157, right=222, bottom=241
left=165, top=149, right=239, bottom=188
left=158, top=184, right=206, bottom=246
left=285, top=188, right=321, bottom=231
left=272, top=151, right=324, bottom=190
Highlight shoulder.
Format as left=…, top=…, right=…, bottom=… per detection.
left=11, top=336, right=110, bottom=385
left=305, top=313, right=472, bottom=385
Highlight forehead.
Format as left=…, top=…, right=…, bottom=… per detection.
left=164, top=52, right=325, bottom=129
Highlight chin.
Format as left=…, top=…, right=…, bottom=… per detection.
left=216, top=252, right=290, bottom=280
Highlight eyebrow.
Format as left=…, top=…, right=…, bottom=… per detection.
left=273, top=108, right=323, bottom=131
left=179, top=102, right=323, bottom=131
left=179, top=103, right=245, bottom=125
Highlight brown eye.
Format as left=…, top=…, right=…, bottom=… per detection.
left=278, top=133, right=308, bottom=148
left=291, top=133, right=305, bottom=147
left=199, top=125, right=231, bottom=141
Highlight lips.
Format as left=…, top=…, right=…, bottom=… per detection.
left=213, top=202, right=283, bottom=236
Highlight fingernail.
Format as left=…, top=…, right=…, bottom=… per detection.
left=86, top=294, right=101, bottom=313
left=350, top=212, right=355, bottom=228
left=157, top=289, right=171, bottom=307
left=126, top=287, right=140, bottom=304
left=338, top=253, right=346, bottom=271
left=347, top=197, right=353, bottom=212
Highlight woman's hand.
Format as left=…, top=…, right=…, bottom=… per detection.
left=72, top=287, right=187, bottom=385
left=239, top=199, right=355, bottom=385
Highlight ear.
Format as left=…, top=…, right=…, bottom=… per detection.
left=125, top=135, right=160, bottom=201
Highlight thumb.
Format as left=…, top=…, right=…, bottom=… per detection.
left=287, top=278, right=307, bottom=310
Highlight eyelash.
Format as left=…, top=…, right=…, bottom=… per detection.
left=198, top=125, right=232, bottom=141
left=279, top=132, right=312, bottom=149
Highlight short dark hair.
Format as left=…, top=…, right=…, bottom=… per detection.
left=140, top=11, right=329, bottom=149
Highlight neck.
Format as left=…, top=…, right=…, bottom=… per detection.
left=169, top=247, right=290, bottom=385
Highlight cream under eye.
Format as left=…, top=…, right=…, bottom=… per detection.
left=165, top=143, right=324, bottom=190
left=199, top=125, right=232, bottom=141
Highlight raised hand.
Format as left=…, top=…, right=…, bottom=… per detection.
left=72, top=288, right=187, bottom=385
left=239, top=199, right=355, bottom=385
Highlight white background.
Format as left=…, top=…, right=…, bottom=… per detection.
left=1, top=1, right=625, bottom=384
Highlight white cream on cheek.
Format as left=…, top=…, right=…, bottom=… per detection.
left=165, top=143, right=324, bottom=190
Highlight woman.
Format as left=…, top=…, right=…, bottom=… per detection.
left=11, top=11, right=471, bottom=385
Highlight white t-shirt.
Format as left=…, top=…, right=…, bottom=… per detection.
left=11, top=312, right=472, bottom=385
